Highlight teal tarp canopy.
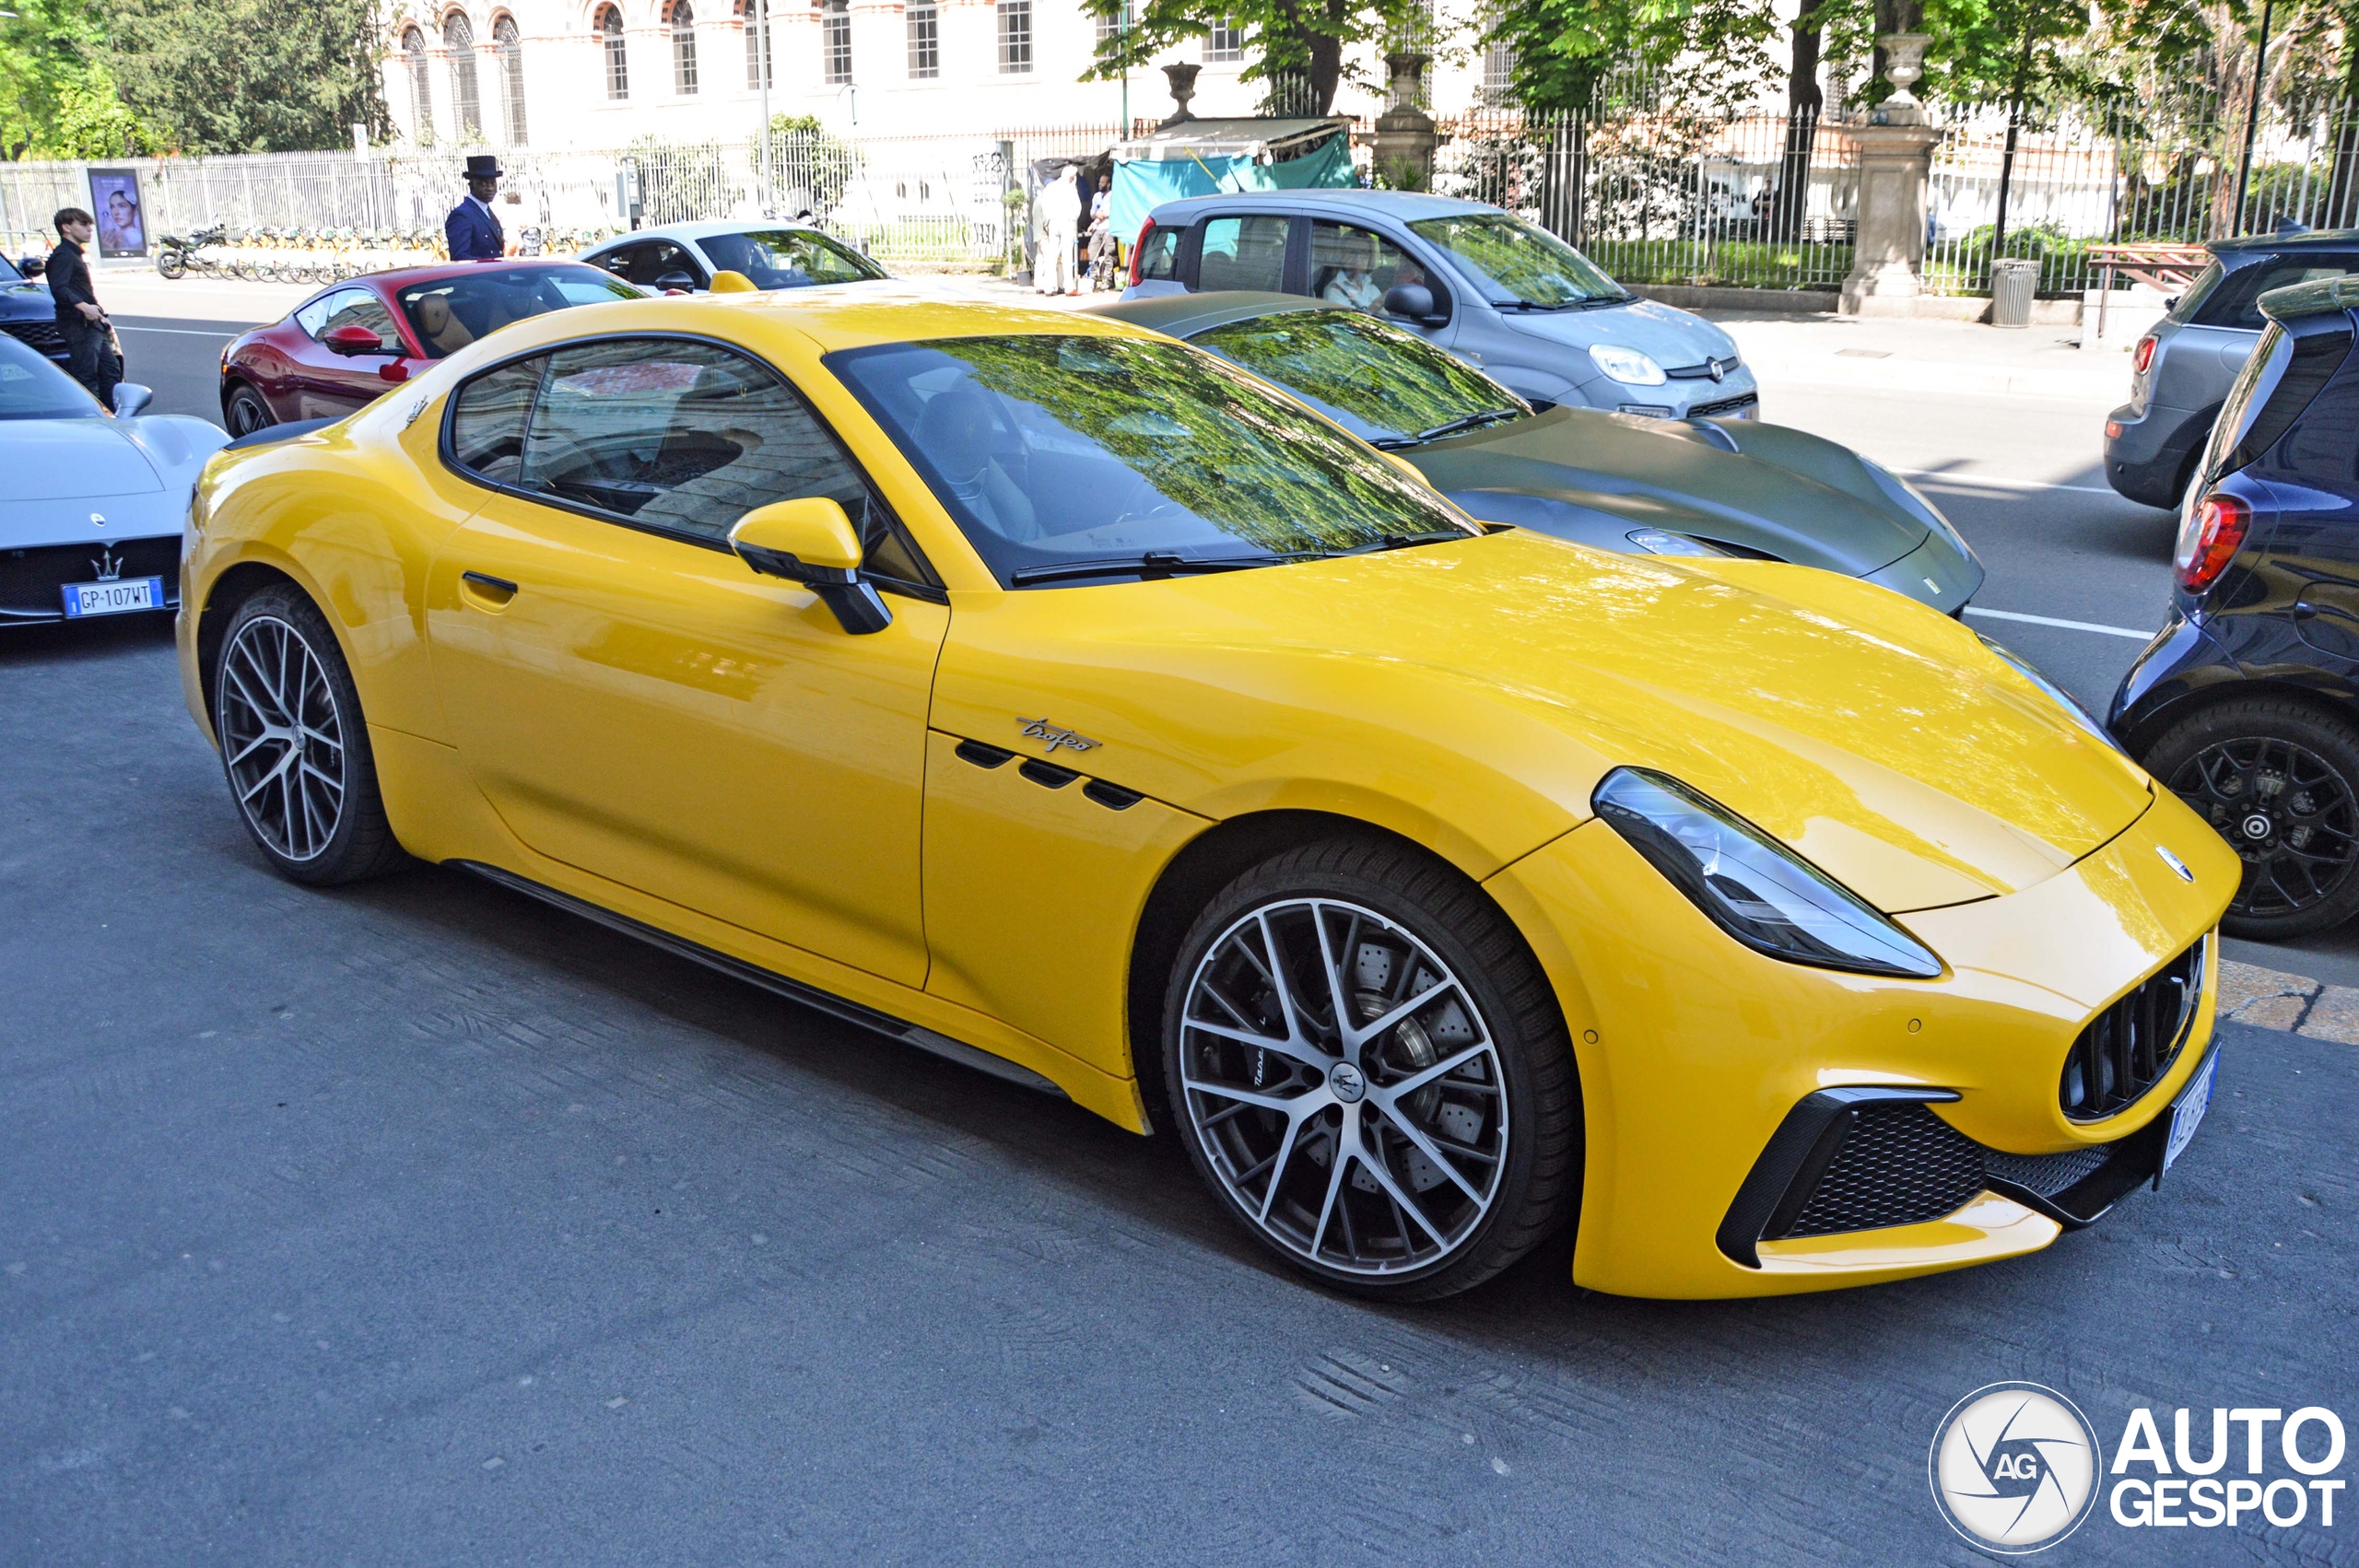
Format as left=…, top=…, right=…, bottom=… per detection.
left=1107, top=134, right=1356, bottom=246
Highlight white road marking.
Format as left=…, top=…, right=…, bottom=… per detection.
left=1965, top=606, right=2156, bottom=640
left=1900, top=467, right=2118, bottom=496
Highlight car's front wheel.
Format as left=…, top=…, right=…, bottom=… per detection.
left=2146, top=695, right=2359, bottom=938
left=1162, top=838, right=1580, bottom=1300
left=213, top=584, right=405, bottom=886
left=223, top=383, right=275, bottom=438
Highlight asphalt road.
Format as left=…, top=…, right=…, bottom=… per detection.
left=6, top=310, right=2354, bottom=1564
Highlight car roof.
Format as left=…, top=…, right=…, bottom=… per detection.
left=2212, top=227, right=2359, bottom=259
left=1086, top=289, right=1327, bottom=337
left=587, top=219, right=835, bottom=248
left=345, top=258, right=609, bottom=293
left=1144, top=190, right=1497, bottom=225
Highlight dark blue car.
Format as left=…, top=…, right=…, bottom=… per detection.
left=2110, top=274, right=2359, bottom=937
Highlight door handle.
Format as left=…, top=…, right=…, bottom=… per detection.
left=459, top=570, right=518, bottom=610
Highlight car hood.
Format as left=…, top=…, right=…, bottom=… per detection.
left=1495, top=295, right=1740, bottom=368
left=1414, top=405, right=1931, bottom=576
left=931, top=530, right=2151, bottom=915
left=0, top=415, right=226, bottom=549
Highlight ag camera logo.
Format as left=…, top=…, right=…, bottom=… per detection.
left=1928, top=1382, right=2103, bottom=1553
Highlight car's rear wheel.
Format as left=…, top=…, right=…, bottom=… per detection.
left=224, top=383, right=274, bottom=438
left=213, top=585, right=405, bottom=886
left=2146, top=696, right=2359, bottom=938
left=1162, top=837, right=1580, bottom=1300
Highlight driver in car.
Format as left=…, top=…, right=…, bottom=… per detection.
left=915, top=382, right=1037, bottom=543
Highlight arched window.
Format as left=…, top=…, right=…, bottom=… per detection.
left=598, top=5, right=628, bottom=99
left=742, top=0, right=771, bottom=91
left=671, top=0, right=698, bottom=95
left=403, top=27, right=434, bottom=144
left=494, top=14, right=527, bottom=143
left=443, top=11, right=483, bottom=138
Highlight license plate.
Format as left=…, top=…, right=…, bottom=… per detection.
left=2156, top=1050, right=2217, bottom=1187
left=60, top=575, right=163, bottom=619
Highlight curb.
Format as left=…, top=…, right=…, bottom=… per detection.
left=2219, top=958, right=2359, bottom=1041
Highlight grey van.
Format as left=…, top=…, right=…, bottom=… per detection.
left=1122, top=190, right=1761, bottom=420
left=2103, top=228, right=2359, bottom=509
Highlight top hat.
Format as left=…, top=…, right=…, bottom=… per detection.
left=464, top=154, right=504, bottom=181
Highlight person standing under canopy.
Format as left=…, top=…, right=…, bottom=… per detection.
left=445, top=154, right=507, bottom=262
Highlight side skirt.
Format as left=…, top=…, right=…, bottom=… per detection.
left=451, top=859, right=1070, bottom=1100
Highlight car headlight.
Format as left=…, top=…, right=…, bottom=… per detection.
left=1589, top=344, right=1667, bottom=386
left=1624, top=528, right=1727, bottom=556
left=1592, top=768, right=1944, bottom=979
left=1860, top=458, right=1979, bottom=566
left=1976, top=636, right=2130, bottom=756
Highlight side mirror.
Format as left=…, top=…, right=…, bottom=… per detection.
left=1383, top=283, right=1444, bottom=325
left=710, top=269, right=757, bottom=293
left=654, top=270, right=698, bottom=293
left=323, top=323, right=387, bottom=357
left=18, top=253, right=43, bottom=277
left=111, top=382, right=154, bottom=418
left=729, top=497, right=892, bottom=635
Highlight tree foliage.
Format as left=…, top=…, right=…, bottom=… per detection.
left=98, top=0, right=389, bottom=154
left=0, top=0, right=162, bottom=157
left=1484, top=0, right=1778, bottom=116
left=1080, top=0, right=1423, bottom=116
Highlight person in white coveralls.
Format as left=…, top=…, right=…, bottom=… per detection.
left=1033, top=167, right=1080, bottom=296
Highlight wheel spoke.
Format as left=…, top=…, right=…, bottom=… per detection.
left=1355, top=977, right=1454, bottom=1050
left=1180, top=1075, right=1320, bottom=1116
left=1356, top=1142, right=1449, bottom=1248
left=1307, top=1125, right=1354, bottom=1258
left=1309, top=902, right=1359, bottom=1048
left=1255, top=1111, right=1307, bottom=1223
left=1367, top=1099, right=1487, bottom=1205
left=1181, top=1014, right=1328, bottom=1070
left=1380, top=1041, right=1492, bottom=1100
left=1251, top=911, right=1314, bottom=1048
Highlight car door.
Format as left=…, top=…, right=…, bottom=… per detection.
left=424, top=334, right=948, bottom=987
left=295, top=286, right=413, bottom=415
left=1191, top=214, right=1295, bottom=293
left=1298, top=217, right=1466, bottom=355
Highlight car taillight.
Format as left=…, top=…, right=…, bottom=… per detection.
left=2133, top=335, right=2158, bottom=375
left=1130, top=216, right=1155, bottom=287
left=2175, top=491, right=2250, bottom=593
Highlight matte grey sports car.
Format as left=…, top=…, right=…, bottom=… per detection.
left=1090, top=290, right=1983, bottom=614
left=0, top=335, right=228, bottom=627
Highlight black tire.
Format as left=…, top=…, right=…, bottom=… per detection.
left=2145, top=695, right=2359, bottom=939
left=224, top=383, right=274, bottom=438
left=156, top=249, right=186, bottom=280
left=1161, top=837, right=1580, bottom=1301
left=212, top=583, right=406, bottom=886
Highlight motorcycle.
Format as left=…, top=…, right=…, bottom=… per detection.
left=154, top=223, right=227, bottom=280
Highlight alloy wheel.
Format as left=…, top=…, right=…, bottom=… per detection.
left=2169, top=734, right=2359, bottom=919
left=217, top=614, right=346, bottom=862
left=1177, top=897, right=1508, bottom=1278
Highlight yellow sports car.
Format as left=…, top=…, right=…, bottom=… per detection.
left=178, top=287, right=2237, bottom=1301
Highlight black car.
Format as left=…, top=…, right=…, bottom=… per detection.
left=0, top=252, right=66, bottom=365
left=2104, top=228, right=2359, bottom=509
left=2109, top=274, right=2359, bottom=936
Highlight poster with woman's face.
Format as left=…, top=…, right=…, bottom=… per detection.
left=88, top=170, right=147, bottom=258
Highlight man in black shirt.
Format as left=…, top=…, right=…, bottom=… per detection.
left=49, top=206, right=122, bottom=412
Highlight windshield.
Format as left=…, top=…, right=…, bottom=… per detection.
left=698, top=228, right=884, bottom=288
left=1408, top=214, right=1628, bottom=307
left=0, top=333, right=99, bottom=419
left=1190, top=308, right=1528, bottom=447
left=827, top=333, right=1477, bottom=586
left=395, top=264, right=640, bottom=359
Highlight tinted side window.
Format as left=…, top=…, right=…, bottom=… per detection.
left=2281, top=362, right=2359, bottom=482
left=501, top=337, right=936, bottom=584
left=608, top=240, right=700, bottom=289
left=1135, top=224, right=1181, bottom=282
left=449, top=357, right=545, bottom=483
left=297, top=287, right=399, bottom=348
left=2202, top=256, right=2359, bottom=330
left=1305, top=222, right=1427, bottom=312
left=1197, top=216, right=1290, bottom=292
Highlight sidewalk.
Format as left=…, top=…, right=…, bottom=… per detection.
left=1705, top=310, right=2133, bottom=405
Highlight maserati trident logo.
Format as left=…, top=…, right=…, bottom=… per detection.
left=1017, top=718, right=1100, bottom=755
left=1929, top=1382, right=2103, bottom=1553
left=89, top=546, right=123, bottom=582
left=2156, top=845, right=2196, bottom=883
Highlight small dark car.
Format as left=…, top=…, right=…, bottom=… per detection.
left=2110, top=275, right=2359, bottom=936
left=0, top=251, right=68, bottom=365
left=2104, top=228, right=2359, bottom=509
left=1091, top=290, right=1982, bottom=612
left=218, top=260, right=640, bottom=435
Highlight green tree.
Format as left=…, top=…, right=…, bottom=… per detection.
left=1081, top=0, right=1420, bottom=116
left=0, top=0, right=162, bottom=157
left=98, top=0, right=388, bottom=153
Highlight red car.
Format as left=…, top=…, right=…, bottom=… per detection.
left=218, top=260, right=643, bottom=435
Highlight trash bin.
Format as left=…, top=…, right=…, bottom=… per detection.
left=1990, top=258, right=2040, bottom=329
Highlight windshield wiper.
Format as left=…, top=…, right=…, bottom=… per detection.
left=1496, top=294, right=1630, bottom=311
left=1008, top=551, right=1301, bottom=586
left=1331, top=529, right=1481, bottom=556
left=1413, top=409, right=1525, bottom=442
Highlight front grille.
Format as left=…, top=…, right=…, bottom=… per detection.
left=1773, top=1103, right=2123, bottom=1240
left=1668, top=354, right=1743, bottom=380
left=1, top=317, right=65, bottom=356
left=2060, top=936, right=2206, bottom=1121
left=0, top=535, right=181, bottom=618
left=1689, top=391, right=1761, bottom=419
left=1779, top=1103, right=1986, bottom=1237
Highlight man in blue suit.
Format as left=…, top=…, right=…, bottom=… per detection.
left=445, top=154, right=506, bottom=261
